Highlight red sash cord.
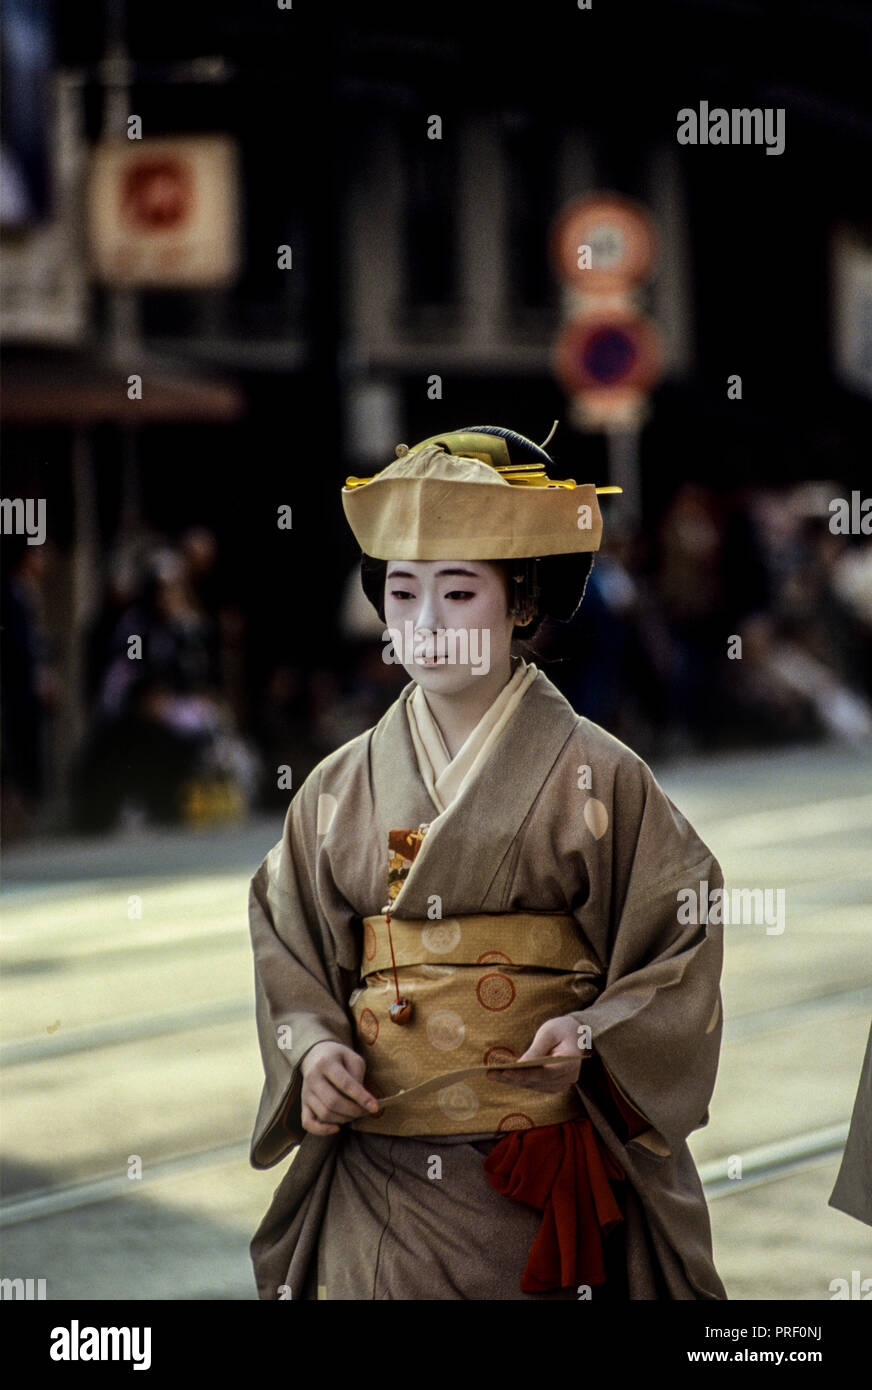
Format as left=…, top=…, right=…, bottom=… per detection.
left=482, top=1070, right=649, bottom=1293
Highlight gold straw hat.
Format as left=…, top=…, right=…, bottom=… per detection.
left=342, top=428, right=620, bottom=561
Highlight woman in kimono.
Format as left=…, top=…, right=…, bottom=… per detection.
left=248, top=426, right=727, bottom=1300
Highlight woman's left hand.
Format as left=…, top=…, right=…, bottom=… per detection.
left=487, top=1015, right=584, bottom=1093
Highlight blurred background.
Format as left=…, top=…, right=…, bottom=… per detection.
left=1, top=0, right=871, bottom=1301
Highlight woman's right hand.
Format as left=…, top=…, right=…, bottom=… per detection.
left=299, top=1041, right=381, bottom=1135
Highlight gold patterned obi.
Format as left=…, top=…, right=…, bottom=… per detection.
left=349, top=912, right=603, bottom=1136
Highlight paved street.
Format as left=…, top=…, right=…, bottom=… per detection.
left=1, top=741, right=870, bottom=1300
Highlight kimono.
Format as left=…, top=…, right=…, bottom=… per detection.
left=829, top=1019, right=872, bottom=1226
left=247, top=661, right=726, bottom=1300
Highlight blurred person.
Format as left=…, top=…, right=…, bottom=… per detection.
left=747, top=503, right=872, bottom=741
left=832, top=537, right=872, bottom=700
left=764, top=612, right=872, bottom=743
left=776, top=515, right=866, bottom=695
left=257, top=664, right=332, bottom=810
left=550, top=527, right=665, bottom=759
left=181, top=525, right=218, bottom=593
left=654, top=483, right=728, bottom=748
left=716, top=613, right=825, bottom=747
left=311, top=640, right=406, bottom=751
left=833, top=537, right=872, bottom=630
left=95, top=547, right=213, bottom=721
left=310, top=570, right=408, bottom=750
left=84, top=538, right=155, bottom=704
left=719, top=486, right=772, bottom=628
left=180, top=525, right=221, bottom=673
left=181, top=524, right=249, bottom=731
left=248, top=427, right=725, bottom=1301
left=0, top=0, right=52, bottom=229
left=727, top=486, right=858, bottom=738
left=73, top=545, right=258, bottom=830
left=0, top=537, right=58, bottom=833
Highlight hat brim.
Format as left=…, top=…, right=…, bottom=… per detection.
left=342, top=478, right=602, bottom=560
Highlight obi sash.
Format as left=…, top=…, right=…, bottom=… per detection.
left=349, top=911, right=603, bottom=1136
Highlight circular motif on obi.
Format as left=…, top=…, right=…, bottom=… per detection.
left=421, top=920, right=462, bottom=954
left=476, top=972, right=516, bottom=1012
left=364, top=921, right=378, bottom=961
left=483, top=1045, right=518, bottom=1066
left=437, top=1083, right=479, bottom=1121
left=426, top=1010, right=466, bottom=1051
left=475, top=950, right=513, bottom=965
left=359, top=1008, right=379, bottom=1045
left=497, top=1113, right=535, bottom=1132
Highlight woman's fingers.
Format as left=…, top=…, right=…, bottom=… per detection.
left=300, top=1102, right=340, bottom=1135
left=301, top=1056, right=381, bottom=1130
left=323, top=1061, right=379, bottom=1113
left=308, top=1079, right=369, bottom=1121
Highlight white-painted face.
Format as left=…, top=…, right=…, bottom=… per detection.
left=382, top=559, right=516, bottom=692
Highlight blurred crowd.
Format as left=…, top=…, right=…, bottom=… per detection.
left=557, top=482, right=872, bottom=758
left=3, top=481, right=871, bottom=838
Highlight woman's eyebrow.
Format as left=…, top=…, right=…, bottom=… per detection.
left=386, top=567, right=480, bottom=579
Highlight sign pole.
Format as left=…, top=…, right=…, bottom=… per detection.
left=605, top=428, right=642, bottom=529
left=550, top=193, right=661, bottom=527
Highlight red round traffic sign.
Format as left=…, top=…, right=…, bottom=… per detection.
left=551, top=193, right=657, bottom=291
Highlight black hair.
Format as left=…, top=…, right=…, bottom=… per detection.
left=358, top=424, right=595, bottom=655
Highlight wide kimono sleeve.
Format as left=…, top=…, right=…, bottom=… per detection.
left=248, top=770, right=359, bottom=1169
left=570, top=748, right=724, bottom=1162
left=829, top=1018, right=872, bottom=1226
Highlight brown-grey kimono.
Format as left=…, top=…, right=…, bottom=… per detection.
left=247, top=669, right=727, bottom=1299
left=829, top=1019, right=872, bottom=1226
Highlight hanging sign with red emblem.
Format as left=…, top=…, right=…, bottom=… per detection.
left=88, top=135, right=240, bottom=288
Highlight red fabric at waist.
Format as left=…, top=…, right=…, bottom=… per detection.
left=482, top=1068, right=648, bottom=1293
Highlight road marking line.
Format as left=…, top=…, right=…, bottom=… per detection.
left=699, top=1123, right=850, bottom=1199
left=1, top=999, right=254, bottom=1065
left=723, top=985, right=872, bottom=1040
left=0, top=1141, right=252, bottom=1227
left=696, top=793, right=872, bottom=848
